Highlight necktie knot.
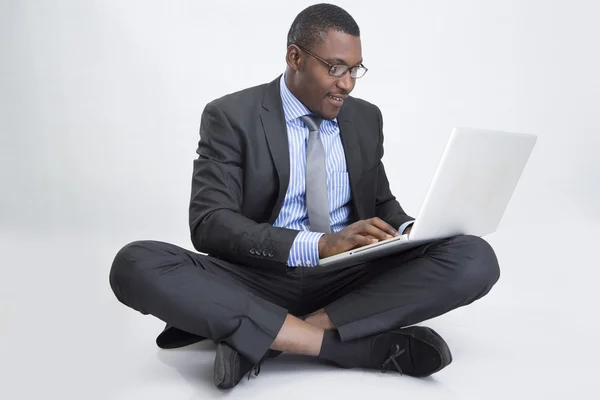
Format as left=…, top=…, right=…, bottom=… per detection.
left=300, top=115, right=323, bottom=132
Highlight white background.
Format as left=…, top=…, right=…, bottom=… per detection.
left=1, top=0, right=598, bottom=399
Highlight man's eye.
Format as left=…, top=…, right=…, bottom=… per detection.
left=330, top=65, right=346, bottom=76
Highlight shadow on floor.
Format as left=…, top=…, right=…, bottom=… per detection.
left=155, top=339, right=441, bottom=397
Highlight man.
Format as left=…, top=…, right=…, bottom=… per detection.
left=109, top=3, right=500, bottom=390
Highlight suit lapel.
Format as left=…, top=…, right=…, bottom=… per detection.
left=259, top=76, right=290, bottom=223
left=338, top=106, right=365, bottom=221
left=258, top=78, right=365, bottom=223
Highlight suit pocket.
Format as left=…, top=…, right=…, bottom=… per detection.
left=359, top=163, right=378, bottom=178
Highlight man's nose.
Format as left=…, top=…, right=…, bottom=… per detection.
left=336, top=71, right=354, bottom=92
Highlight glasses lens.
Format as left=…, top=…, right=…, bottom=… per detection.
left=329, top=65, right=348, bottom=77
left=350, top=67, right=367, bottom=79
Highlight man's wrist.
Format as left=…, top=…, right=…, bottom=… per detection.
left=318, top=235, right=327, bottom=258
left=287, top=231, right=325, bottom=267
left=398, top=220, right=415, bottom=234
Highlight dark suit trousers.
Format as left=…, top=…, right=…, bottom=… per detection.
left=109, top=234, right=500, bottom=364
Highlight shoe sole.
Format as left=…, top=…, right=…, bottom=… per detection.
left=214, top=343, right=239, bottom=389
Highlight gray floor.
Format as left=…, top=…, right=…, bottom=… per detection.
left=1, top=216, right=597, bottom=399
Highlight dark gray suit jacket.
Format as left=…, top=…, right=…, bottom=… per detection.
left=189, top=75, right=413, bottom=272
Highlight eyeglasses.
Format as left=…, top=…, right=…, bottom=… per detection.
left=294, top=44, right=368, bottom=79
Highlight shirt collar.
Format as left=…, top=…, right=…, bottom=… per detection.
left=279, top=73, right=338, bottom=125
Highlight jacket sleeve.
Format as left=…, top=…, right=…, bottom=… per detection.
left=189, top=101, right=300, bottom=271
left=373, top=105, right=415, bottom=229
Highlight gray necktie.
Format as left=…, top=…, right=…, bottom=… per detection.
left=300, top=115, right=331, bottom=234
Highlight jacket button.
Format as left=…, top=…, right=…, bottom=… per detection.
left=262, top=250, right=268, bottom=257
left=268, top=251, right=274, bottom=257
left=250, top=248, right=256, bottom=254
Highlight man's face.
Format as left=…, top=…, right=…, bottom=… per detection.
left=288, top=30, right=363, bottom=120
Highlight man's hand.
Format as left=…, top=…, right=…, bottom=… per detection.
left=318, top=217, right=400, bottom=259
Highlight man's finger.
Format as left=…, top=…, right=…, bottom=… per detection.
left=351, top=234, right=376, bottom=247
left=362, top=234, right=380, bottom=243
left=361, top=224, right=393, bottom=240
left=370, top=217, right=398, bottom=236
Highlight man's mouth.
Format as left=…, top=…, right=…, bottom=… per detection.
left=328, top=94, right=346, bottom=103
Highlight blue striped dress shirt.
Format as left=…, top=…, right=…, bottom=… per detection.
left=273, top=74, right=412, bottom=267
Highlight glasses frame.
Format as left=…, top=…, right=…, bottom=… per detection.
left=293, top=44, right=368, bottom=79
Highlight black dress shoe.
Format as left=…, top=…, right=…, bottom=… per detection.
left=213, top=343, right=278, bottom=389
left=371, top=326, right=452, bottom=377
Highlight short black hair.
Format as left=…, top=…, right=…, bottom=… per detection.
left=287, top=3, right=360, bottom=50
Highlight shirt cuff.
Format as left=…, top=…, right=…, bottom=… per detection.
left=287, top=231, right=325, bottom=267
left=398, top=220, right=415, bottom=234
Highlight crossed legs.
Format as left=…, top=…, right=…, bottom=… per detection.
left=110, top=235, right=499, bottom=363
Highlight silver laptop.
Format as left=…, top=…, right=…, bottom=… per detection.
left=318, top=127, right=537, bottom=267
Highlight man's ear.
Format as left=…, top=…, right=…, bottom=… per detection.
left=285, top=45, right=302, bottom=71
